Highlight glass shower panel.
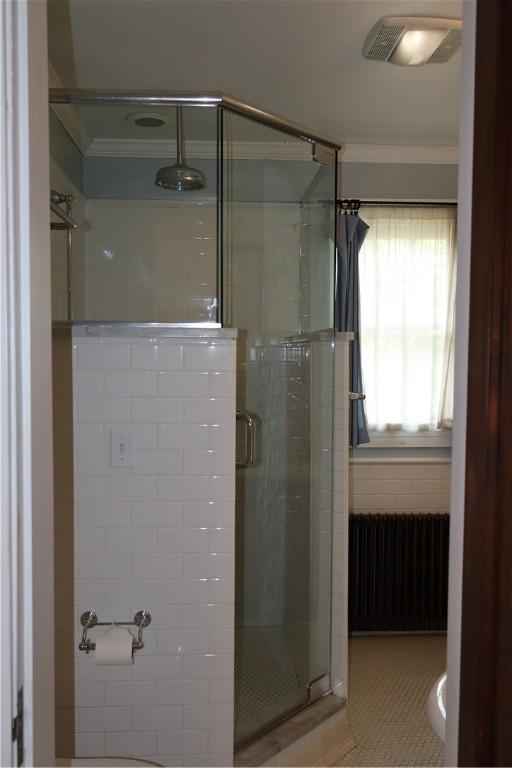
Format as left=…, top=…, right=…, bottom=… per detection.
left=301, top=164, right=337, bottom=687
left=222, top=110, right=336, bottom=748
left=300, top=166, right=336, bottom=333
left=49, top=104, right=219, bottom=323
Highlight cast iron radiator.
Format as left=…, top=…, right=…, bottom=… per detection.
left=348, top=513, right=449, bottom=632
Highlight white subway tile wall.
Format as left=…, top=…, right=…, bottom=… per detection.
left=227, top=204, right=302, bottom=334
left=309, top=338, right=335, bottom=683
left=331, top=336, right=351, bottom=700
left=66, top=201, right=307, bottom=328
left=83, top=201, right=217, bottom=324
left=58, top=331, right=237, bottom=767
left=348, top=461, right=451, bottom=514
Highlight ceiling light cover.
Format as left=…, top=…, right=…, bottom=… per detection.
left=126, top=112, right=167, bottom=128
left=362, top=17, right=462, bottom=67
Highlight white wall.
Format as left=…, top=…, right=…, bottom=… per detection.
left=349, top=461, right=451, bottom=515
left=309, top=336, right=337, bottom=686
left=49, top=182, right=308, bottom=329
left=226, top=203, right=301, bottom=332
left=54, top=328, right=236, bottom=767
left=84, top=200, right=217, bottom=323
left=340, top=161, right=458, bottom=201
left=331, top=335, right=351, bottom=700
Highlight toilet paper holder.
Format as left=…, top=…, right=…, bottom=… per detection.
left=79, top=609, right=152, bottom=654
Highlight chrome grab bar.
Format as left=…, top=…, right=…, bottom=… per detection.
left=349, top=392, right=366, bottom=401
left=236, top=409, right=257, bottom=468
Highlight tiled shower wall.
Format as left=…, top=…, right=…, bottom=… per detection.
left=331, top=335, right=351, bottom=700
left=349, top=461, right=451, bottom=514
left=235, top=332, right=293, bottom=629
left=235, top=332, right=341, bottom=691
left=83, top=200, right=217, bottom=323
left=224, top=203, right=301, bottom=333
left=306, top=332, right=351, bottom=701
left=53, top=196, right=302, bottom=327
left=54, top=328, right=237, bottom=767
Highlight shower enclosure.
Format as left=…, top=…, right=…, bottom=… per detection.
left=50, top=91, right=339, bottom=754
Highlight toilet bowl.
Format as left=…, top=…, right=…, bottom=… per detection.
left=427, top=672, right=447, bottom=742
left=56, top=758, right=162, bottom=767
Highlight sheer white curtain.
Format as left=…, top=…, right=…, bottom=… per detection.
left=359, top=205, right=456, bottom=433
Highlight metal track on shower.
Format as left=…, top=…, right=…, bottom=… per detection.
left=337, top=198, right=458, bottom=211
left=50, top=190, right=77, bottom=321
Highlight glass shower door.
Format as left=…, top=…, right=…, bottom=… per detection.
left=222, top=110, right=337, bottom=748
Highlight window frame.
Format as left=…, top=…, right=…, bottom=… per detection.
left=358, top=199, right=457, bottom=449
left=365, top=428, right=452, bottom=448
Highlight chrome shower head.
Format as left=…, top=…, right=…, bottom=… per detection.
left=155, top=107, right=206, bottom=192
left=155, top=163, right=206, bottom=192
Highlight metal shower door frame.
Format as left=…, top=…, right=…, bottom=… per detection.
left=49, top=89, right=340, bottom=330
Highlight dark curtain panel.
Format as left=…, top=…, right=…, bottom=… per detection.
left=336, top=213, right=370, bottom=447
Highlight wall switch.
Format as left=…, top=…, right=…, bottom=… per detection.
left=110, top=428, right=134, bottom=468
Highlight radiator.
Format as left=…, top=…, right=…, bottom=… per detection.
left=348, top=513, right=449, bottom=633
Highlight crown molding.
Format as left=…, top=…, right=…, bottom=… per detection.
left=50, top=102, right=457, bottom=167
left=85, top=137, right=313, bottom=161
left=48, top=65, right=91, bottom=154
left=341, top=143, right=458, bottom=165
left=84, top=139, right=456, bottom=165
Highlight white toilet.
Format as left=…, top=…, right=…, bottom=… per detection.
left=427, top=672, right=447, bottom=742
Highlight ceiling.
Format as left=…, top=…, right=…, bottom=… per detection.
left=47, top=0, right=462, bottom=147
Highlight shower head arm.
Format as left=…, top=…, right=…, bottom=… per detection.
left=176, top=106, right=184, bottom=165
left=154, top=106, right=205, bottom=191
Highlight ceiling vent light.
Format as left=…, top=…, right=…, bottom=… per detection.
left=362, top=17, right=462, bottom=66
left=126, top=112, right=167, bottom=128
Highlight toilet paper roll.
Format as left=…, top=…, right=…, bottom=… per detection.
left=94, top=625, right=135, bottom=666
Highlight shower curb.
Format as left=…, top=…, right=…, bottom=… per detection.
left=235, top=694, right=353, bottom=767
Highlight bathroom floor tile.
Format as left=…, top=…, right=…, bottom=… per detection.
left=337, top=634, right=445, bottom=767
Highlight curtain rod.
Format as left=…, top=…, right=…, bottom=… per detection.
left=337, top=198, right=457, bottom=210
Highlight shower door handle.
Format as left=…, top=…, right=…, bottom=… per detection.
left=349, top=392, right=366, bottom=400
left=236, top=409, right=257, bottom=468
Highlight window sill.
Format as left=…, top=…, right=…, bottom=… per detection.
left=365, top=430, right=452, bottom=448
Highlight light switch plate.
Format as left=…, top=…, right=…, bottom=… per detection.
left=110, top=428, right=134, bottom=468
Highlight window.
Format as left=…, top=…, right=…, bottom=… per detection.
left=359, top=205, right=456, bottom=441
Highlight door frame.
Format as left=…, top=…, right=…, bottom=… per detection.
left=5, top=0, right=512, bottom=764
left=444, top=0, right=476, bottom=764
left=0, top=4, right=17, bottom=760
left=457, top=0, right=512, bottom=763
left=0, top=1, right=55, bottom=765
